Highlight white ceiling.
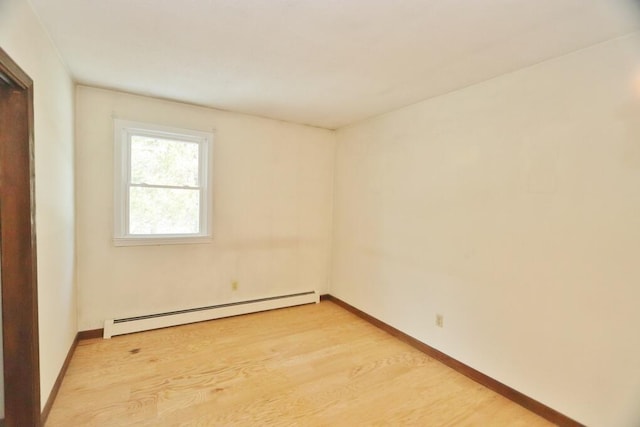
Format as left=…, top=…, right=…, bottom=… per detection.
left=30, top=0, right=640, bottom=129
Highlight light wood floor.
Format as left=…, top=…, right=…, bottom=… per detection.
left=47, top=301, right=552, bottom=426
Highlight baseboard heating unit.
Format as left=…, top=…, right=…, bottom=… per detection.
left=103, top=291, right=319, bottom=339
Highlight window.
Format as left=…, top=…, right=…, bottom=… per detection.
left=114, top=119, right=213, bottom=245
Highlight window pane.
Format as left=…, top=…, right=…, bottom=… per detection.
left=130, top=136, right=199, bottom=187
left=129, top=187, right=200, bottom=234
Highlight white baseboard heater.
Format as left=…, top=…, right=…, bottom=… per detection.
left=103, top=291, right=319, bottom=339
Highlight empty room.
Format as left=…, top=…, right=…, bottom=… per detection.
left=1, top=0, right=640, bottom=425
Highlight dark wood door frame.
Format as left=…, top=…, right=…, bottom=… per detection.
left=0, top=47, right=41, bottom=426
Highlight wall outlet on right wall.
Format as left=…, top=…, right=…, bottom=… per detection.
left=435, top=314, right=444, bottom=328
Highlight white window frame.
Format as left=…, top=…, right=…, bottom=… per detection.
left=113, top=119, right=213, bottom=246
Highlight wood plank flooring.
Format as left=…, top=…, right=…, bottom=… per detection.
left=46, top=301, right=552, bottom=426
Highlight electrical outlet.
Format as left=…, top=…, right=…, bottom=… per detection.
left=436, top=314, right=444, bottom=328
left=231, top=280, right=238, bottom=291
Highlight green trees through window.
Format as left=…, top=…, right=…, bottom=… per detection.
left=129, top=136, right=200, bottom=234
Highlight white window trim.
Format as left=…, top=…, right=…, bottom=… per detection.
left=113, top=119, right=213, bottom=246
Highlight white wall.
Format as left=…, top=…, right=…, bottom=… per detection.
left=332, top=33, right=640, bottom=427
left=75, top=87, right=335, bottom=330
left=0, top=0, right=77, bottom=413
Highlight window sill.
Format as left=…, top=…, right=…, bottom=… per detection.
left=113, top=235, right=212, bottom=247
